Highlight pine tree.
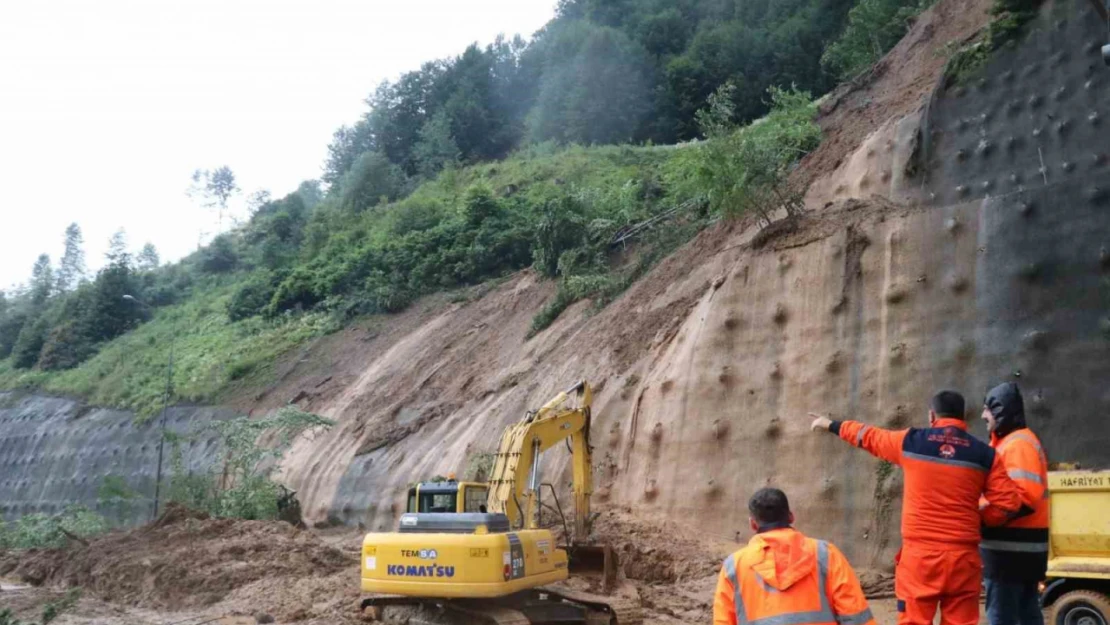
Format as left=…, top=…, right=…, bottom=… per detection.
left=29, top=254, right=54, bottom=306
left=56, top=222, right=87, bottom=292
left=105, top=229, right=131, bottom=268
left=137, top=243, right=160, bottom=270
left=189, top=166, right=240, bottom=231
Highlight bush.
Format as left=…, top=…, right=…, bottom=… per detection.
left=532, top=195, right=588, bottom=278
left=199, top=234, right=239, bottom=273
left=0, top=506, right=108, bottom=549
left=227, top=271, right=283, bottom=321
left=37, top=320, right=95, bottom=371
left=267, top=268, right=323, bottom=316
left=943, top=0, right=1044, bottom=86
left=692, top=84, right=820, bottom=224
left=822, top=0, right=936, bottom=78
left=163, top=406, right=335, bottom=521
left=338, top=151, right=407, bottom=212
left=529, top=273, right=619, bottom=336
left=97, top=475, right=140, bottom=525
left=10, top=316, right=48, bottom=369
left=0, top=309, right=28, bottom=358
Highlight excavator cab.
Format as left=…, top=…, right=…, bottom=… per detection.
left=405, top=479, right=489, bottom=514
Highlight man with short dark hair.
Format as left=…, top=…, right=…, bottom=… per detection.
left=713, top=487, right=876, bottom=625
left=808, top=390, right=1023, bottom=625
left=980, top=382, right=1049, bottom=625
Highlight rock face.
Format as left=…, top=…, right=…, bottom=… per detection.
left=3, top=0, right=1108, bottom=573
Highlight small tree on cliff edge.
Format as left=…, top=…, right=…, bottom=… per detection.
left=189, top=166, right=240, bottom=232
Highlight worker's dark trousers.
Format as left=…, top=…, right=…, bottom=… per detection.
left=984, top=579, right=1044, bottom=625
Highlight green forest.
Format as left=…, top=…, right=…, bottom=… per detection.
left=0, top=0, right=950, bottom=414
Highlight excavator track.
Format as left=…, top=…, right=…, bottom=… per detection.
left=446, top=601, right=532, bottom=625
left=362, top=589, right=641, bottom=625
left=362, top=594, right=530, bottom=625
left=539, top=587, right=644, bottom=625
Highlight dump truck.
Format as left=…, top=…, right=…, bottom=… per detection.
left=1041, top=470, right=1110, bottom=625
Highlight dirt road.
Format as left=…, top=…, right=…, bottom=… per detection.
left=0, top=506, right=988, bottom=625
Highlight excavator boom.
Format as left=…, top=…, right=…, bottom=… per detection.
left=487, top=381, right=593, bottom=538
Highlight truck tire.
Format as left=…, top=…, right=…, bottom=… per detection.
left=1052, top=590, right=1110, bottom=625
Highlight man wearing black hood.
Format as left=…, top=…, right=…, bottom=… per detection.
left=980, top=382, right=1050, bottom=625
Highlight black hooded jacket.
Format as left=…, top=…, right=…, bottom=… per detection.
left=981, top=382, right=1048, bottom=581
left=985, top=382, right=1027, bottom=441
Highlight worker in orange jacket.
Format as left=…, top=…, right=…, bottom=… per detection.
left=713, top=487, right=876, bottom=625
left=808, top=390, right=1024, bottom=625
left=979, top=382, right=1050, bottom=625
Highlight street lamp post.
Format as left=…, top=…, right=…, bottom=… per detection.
left=123, top=294, right=176, bottom=521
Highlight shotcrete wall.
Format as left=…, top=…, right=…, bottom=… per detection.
left=920, top=0, right=1110, bottom=452
left=0, top=392, right=234, bottom=525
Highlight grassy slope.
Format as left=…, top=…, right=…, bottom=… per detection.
left=0, top=280, right=332, bottom=418
left=0, top=144, right=691, bottom=417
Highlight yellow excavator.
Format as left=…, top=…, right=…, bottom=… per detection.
left=360, top=381, right=640, bottom=624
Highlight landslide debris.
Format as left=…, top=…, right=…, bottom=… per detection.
left=0, top=504, right=357, bottom=619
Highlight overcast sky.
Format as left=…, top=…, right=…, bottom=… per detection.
left=0, top=0, right=555, bottom=291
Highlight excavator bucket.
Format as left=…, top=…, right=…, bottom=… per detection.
left=566, top=543, right=618, bottom=593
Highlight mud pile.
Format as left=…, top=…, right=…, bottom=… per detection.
left=0, top=504, right=358, bottom=619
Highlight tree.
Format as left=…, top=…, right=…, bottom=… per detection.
left=295, top=180, right=323, bottom=209
left=691, top=85, right=821, bottom=224
left=37, top=286, right=97, bottom=371
left=56, top=223, right=87, bottom=292
left=11, top=315, right=48, bottom=369
left=87, top=263, right=142, bottom=343
left=822, top=0, right=931, bottom=78
left=0, top=307, right=26, bottom=359
left=414, top=111, right=461, bottom=178
left=105, top=229, right=131, bottom=268
left=323, top=123, right=376, bottom=189
left=527, top=24, right=655, bottom=145
left=199, top=234, right=239, bottom=273
left=190, top=166, right=240, bottom=231
left=29, top=254, right=54, bottom=306
left=337, top=152, right=406, bottom=212
left=137, top=243, right=160, bottom=270
left=246, top=189, right=272, bottom=216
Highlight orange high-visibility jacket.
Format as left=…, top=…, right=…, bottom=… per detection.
left=832, top=418, right=1023, bottom=548
left=980, top=427, right=1050, bottom=580
left=713, top=527, right=876, bottom=625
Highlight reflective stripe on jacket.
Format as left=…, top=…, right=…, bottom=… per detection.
left=713, top=528, right=876, bottom=625
left=980, top=427, right=1049, bottom=581
left=833, top=418, right=1023, bottom=549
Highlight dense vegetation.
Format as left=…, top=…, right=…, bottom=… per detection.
left=0, top=0, right=950, bottom=413
left=322, top=0, right=890, bottom=187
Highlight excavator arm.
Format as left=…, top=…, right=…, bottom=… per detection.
left=487, top=381, right=593, bottom=539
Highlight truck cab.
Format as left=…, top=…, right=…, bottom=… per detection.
left=1041, top=470, right=1110, bottom=625
left=405, top=479, right=489, bottom=514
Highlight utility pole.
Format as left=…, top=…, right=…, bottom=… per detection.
left=123, top=294, right=176, bottom=521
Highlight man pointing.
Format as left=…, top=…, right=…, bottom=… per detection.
left=807, top=390, right=1023, bottom=625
